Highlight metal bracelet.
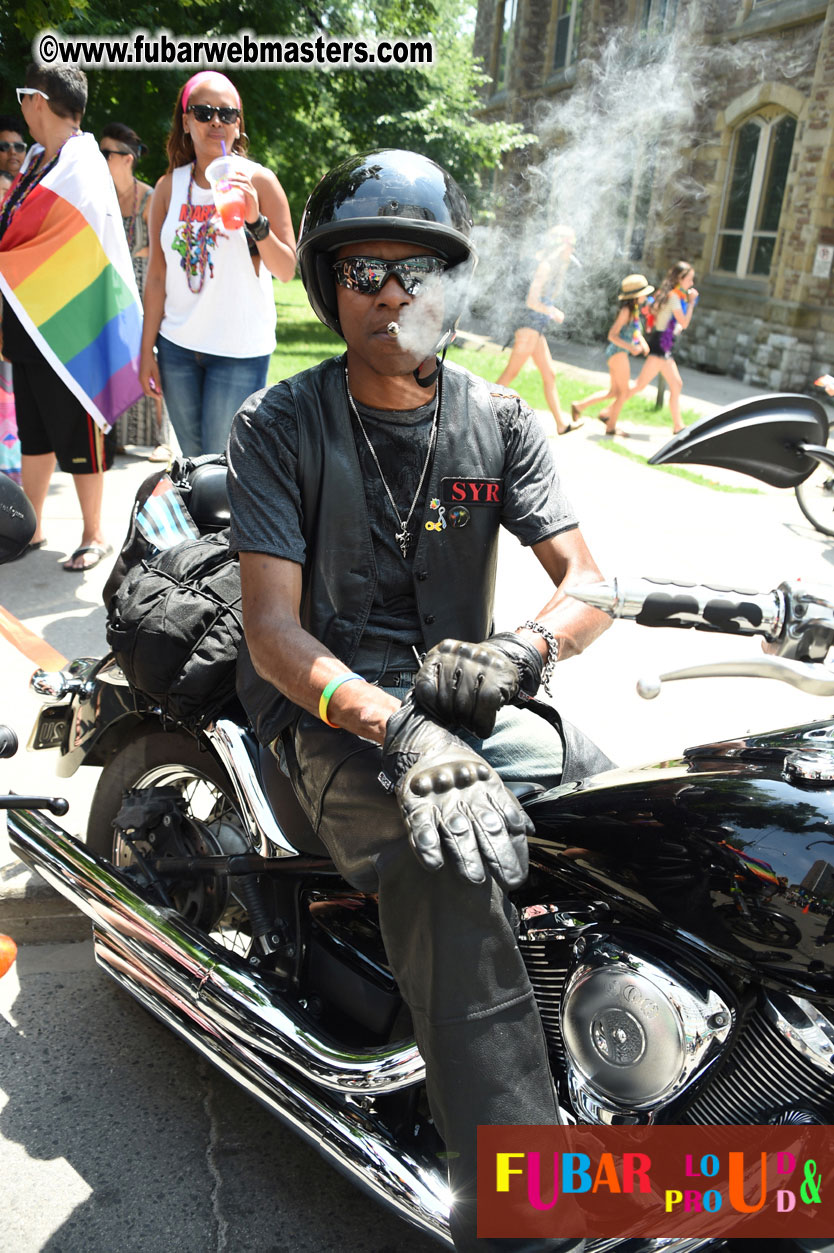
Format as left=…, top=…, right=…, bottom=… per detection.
left=245, top=213, right=270, bottom=242
left=516, top=619, right=559, bottom=696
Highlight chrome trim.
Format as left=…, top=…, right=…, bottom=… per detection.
left=7, top=814, right=729, bottom=1253
left=637, top=655, right=834, bottom=700
left=30, top=670, right=70, bottom=700
left=561, top=935, right=732, bottom=1121
left=586, top=1242, right=721, bottom=1253
left=204, top=718, right=299, bottom=857
left=778, top=575, right=834, bottom=662
left=783, top=750, right=834, bottom=785
left=92, top=928, right=452, bottom=1247
left=567, top=1072, right=649, bottom=1125
left=763, top=992, right=834, bottom=1080
left=519, top=902, right=604, bottom=943
left=30, top=657, right=100, bottom=701
left=8, top=806, right=425, bottom=1095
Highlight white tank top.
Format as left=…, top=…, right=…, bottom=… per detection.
left=159, top=161, right=277, bottom=358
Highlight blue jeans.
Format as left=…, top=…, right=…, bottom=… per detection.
left=156, top=335, right=270, bottom=458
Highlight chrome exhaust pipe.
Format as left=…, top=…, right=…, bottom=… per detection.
left=92, top=927, right=452, bottom=1245
left=7, top=810, right=727, bottom=1253
left=8, top=806, right=449, bottom=1240
left=7, top=808, right=424, bottom=1094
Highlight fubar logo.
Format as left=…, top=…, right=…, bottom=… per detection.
left=477, top=1126, right=830, bottom=1239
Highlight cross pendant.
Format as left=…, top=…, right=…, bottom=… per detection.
left=396, top=527, right=411, bottom=559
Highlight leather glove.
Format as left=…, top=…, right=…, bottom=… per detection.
left=381, top=694, right=533, bottom=890
left=412, top=633, right=544, bottom=740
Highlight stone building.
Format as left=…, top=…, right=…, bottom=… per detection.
left=472, top=0, right=834, bottom=390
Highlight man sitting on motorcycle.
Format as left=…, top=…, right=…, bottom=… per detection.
left=227, top=149, right=612, bottom=1253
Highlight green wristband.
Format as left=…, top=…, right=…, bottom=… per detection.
left=319, top=673, right=363, bottom=728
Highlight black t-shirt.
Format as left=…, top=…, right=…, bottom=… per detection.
left=227, top=360, right=578, bottom=649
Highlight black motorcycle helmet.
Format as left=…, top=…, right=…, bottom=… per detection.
left=297, top=149, right=476, bottom=347
left=0, top=473, right=36, bottom=563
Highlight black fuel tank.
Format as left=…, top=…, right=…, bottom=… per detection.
left=527, top=719, right=834, bottom=998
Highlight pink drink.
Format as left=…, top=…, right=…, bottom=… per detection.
left=213, top=180, right=246, bottom=231
left=206, top=157, right=246, bottom=231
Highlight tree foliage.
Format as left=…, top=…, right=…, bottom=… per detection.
left=0, top=0, right=529, bottom=223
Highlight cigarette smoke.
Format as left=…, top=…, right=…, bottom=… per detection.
left=459, top=4, right=818, bottom=344
left=388, top=6, right=817, bottom=357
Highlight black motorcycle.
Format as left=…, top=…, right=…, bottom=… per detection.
left=6, top=397, right=834, bottom=1253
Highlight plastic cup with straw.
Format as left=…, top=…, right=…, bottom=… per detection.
left=206, top=138, right=246, bottom=230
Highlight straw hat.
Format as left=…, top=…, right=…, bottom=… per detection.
left=618, top=273, right=654, bottom=301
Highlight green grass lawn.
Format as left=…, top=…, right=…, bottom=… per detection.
left=268, top=278, right=700, bottom=429
left=267, top=280, right=752, bottom=492
left=268, top=276, right=344, bottom=384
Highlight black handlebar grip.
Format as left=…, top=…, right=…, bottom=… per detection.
left=0, top=726, right=18, bottom=759
left=636, top=591, right=769, bottom=635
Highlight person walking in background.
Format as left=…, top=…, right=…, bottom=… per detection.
left=0, top=66, right=143, bottom=571
left=627, top=260, right=699, bottom=435
left=0, top=124, right=22, bottom=484
left=0, top=115, right=26, bottom=180
left=570, top=273, right=652, bottom=436
left=496, top=224, right=583, bottom=436
left=0, top=349, right=20, bottom=484
left=101, top=122, right=172, bottom=463
left=140, top=71, right=296, bottom=458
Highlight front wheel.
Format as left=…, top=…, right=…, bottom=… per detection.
left=87, top=726, right=254, bottom=956
left=795, top=458, right=834, bottom=536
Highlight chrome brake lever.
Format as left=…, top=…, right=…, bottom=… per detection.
left=636, top=656, right=834, bottom=700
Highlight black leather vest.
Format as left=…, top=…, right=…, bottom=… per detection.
left=238, top=355, right=510, bottom=742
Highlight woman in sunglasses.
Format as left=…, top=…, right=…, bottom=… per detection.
left=101, top=122, right=172, bottom=463
left=140, top=72, right=296, bottom=457
left=0, top=116, right=26, bottom=179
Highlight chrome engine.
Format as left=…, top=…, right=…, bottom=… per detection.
left=518, top=904, right=834, bottom=1126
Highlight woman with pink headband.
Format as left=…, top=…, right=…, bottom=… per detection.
left=139, top=72, right=296, bottom=456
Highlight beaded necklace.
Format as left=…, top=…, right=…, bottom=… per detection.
left=0, top=148, right=61, bottom=242
left=121, top=177, right=140, bottom=253
left=183, top=164, right=213, bottom=294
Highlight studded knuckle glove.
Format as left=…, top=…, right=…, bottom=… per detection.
left=412, top=634, right=544, bottom=739
left=381, top=695, right=532, bottom=891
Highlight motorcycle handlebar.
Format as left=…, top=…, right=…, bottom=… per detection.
left=571, top=577, right=785, bottom=639
left=0, top=796, right=69, bottom=816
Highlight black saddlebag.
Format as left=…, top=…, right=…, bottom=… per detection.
left=105, top=531, right=242, bottom=729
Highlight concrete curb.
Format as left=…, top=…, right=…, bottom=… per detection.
left=0, top=852, right=90, bottom=945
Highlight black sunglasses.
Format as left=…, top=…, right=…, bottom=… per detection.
left=0, top=141, right=26, bottom=155
left=101, top=148, right=132, bottom=160
left=331, top=255, right=447, bottom=296
left=186, top=104, right=241, bottom=124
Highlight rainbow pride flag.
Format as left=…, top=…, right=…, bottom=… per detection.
left=728, top=845, right=781, bottom=886
left=0, top=132, right=143, bottom=432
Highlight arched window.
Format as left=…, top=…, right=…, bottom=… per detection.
left=715, top=110, right=796, bottom=277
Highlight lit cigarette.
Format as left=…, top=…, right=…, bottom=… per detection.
left=387, top=321, right=401, bottom=338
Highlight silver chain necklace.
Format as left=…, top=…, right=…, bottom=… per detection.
left=344, top=367, right=440, bottom=559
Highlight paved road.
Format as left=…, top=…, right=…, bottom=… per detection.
left=2, top=370, right=834, bottom=1251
